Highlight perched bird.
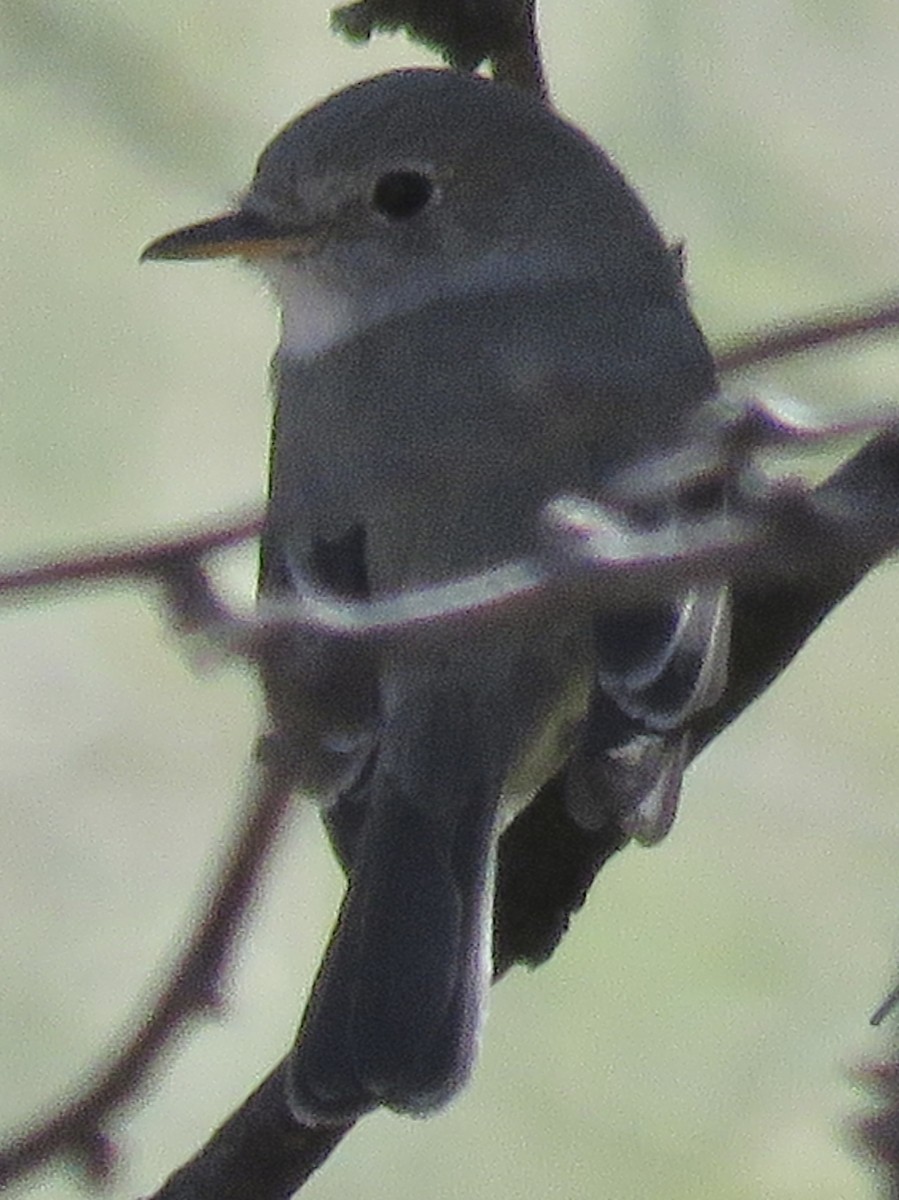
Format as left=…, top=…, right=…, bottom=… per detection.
left=142, top=68, right=727, bottom=1127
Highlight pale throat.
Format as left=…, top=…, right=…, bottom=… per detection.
left=260, top=242, right=593, bottom=362
left=260, top=258, right=357, bottom=360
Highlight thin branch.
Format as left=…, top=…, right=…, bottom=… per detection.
left=0, top=510, right=261, bottom=599
left=489, top=0, right=546, bottom=99
left=231, top=474, right=893, bottom=647
left=716, top=294, right=899, bottom=373
left=153, top=394, right=899, bottom=650
left=0, top=752, right=295, bottom=1191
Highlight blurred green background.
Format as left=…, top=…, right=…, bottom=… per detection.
left=2, top=1, right=899, bottom=1197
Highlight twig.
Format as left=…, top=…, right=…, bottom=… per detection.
left=0, top=510, right=261, bottom=599
left=716, top=295, right=899, bottom=373
left=0, top=753, right=294, bottom=1190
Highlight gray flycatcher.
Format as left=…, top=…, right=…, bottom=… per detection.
left=142, top=68, right=728, bottom=1127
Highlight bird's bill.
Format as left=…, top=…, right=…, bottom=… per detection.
left=140, top=210, right=319, bottom=262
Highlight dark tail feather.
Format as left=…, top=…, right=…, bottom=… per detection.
left=288, top=772, right=497, bottom=1125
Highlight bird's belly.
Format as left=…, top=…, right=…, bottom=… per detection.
left=502, top=659, right=592, bottom=823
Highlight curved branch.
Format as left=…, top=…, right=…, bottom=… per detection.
left=0, top=754, right=294, bottom=1190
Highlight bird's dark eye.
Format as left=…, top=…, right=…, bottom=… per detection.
left=371, top=170, right=433, bottom=220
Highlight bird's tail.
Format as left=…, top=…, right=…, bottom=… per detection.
left=287, top=710, right=500, bottom=1126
